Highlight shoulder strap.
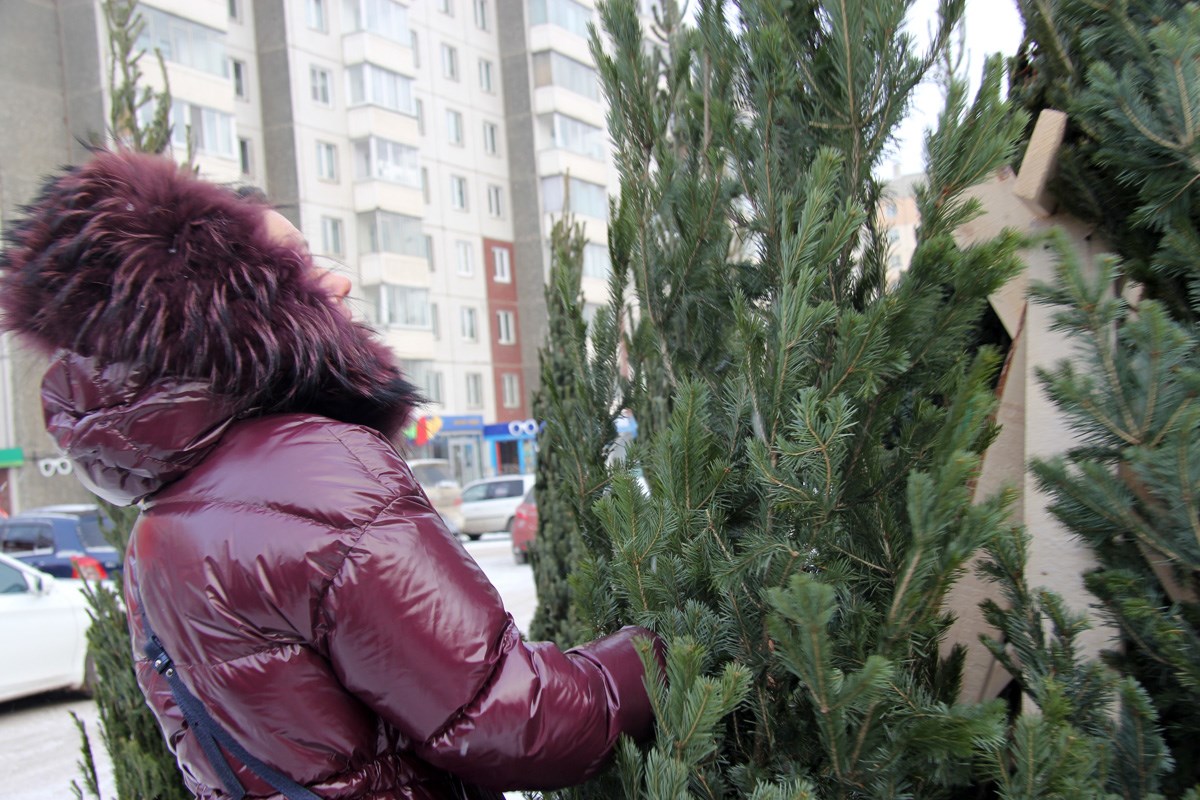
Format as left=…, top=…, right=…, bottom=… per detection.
left=138, top=596, right=322, bottom=800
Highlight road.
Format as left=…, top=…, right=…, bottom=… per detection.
left=0, top=534, right=536, bottom=799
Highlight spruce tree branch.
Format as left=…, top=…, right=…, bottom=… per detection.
left=1033, top=0, right=1079, bottom=86
left=1175, top=60, right=1196, bottom=147
left=836, top=0, right=862, bottom=183
left=1116, top=95, right=1187, bottom=152
left=1146, top=395, right=1194, bottom=449
left=825, top=309, right=885, bottom=397
left=828, top=543, right=888, bottom=574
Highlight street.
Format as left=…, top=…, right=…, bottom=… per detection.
left=0, top=534, right=536, bottom=799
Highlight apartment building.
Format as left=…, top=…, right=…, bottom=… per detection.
left=0, top=0, right=636, bottom=509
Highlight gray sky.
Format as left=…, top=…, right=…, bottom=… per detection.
left=889, top=0, right=1025, bottom=176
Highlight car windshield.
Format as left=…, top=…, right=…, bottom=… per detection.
left=411, top=462, right=452, bottom=485
left=77, top=516, right=109, bottom=548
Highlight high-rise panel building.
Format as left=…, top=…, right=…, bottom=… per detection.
left=0, top=0, right=642, bottom=510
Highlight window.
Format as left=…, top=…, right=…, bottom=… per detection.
left=495, top=310, right=516, bottom=344
left=310, top=66, right=332, bottom=106
left=344, top=0, right=410, bottom=42
left=446, top=109, right=463, bottom=145
left=425, top=235, right=435, bottom=270
left=321, top=216, right=344, bottom=256
left=421, top=167, right=430, bottom=203
left=238, top=137, right=252, bottom=176
left=136, top=6, right=228, bottom=76
left=531, top=51, right=600, bottom=101
left=492, top=246, right=511, bottom=282
left=0, top=523, right=54, bottom=555
left=400, top=360, right=442, bottom=403
left=528, top=0, right=591, bottom=38
left=415, top=98, right=425, bottom=134
left=441, top=44, right=459, bottom=80
left=231, top=58, right=248, bottom=99
left=502, top=373, right=520, bottom=408
left=358, top=211, right=427, bottom=256
left=479, top=59, right=494, bottom=92
left=474, top=0, right=489, bottom=29
left=461, top=306, right=478, bottom=339
left=582, top=242, right=610, bottom=279
left=0, top=560, right=27, bottom=595
left=316, top=141, right=339, bottom=181
left=887, top=228, right=901, bottom=244
left=430, top=302, right=440, bottom=338
left=380, top=284, right=431, bottom=328
left=307, top=0, right=327, bottom=31
left=411, top=30, right=420, bottom=67
left=438, top=0, right=454, bottom=15
left=450, top=175, right=468, bottom=210
left=548, top=112, right=604, bottom=159
left=487, top=185, right=503, bottom=218
left=482, top=121, right=498, bottom=155
left=353, top=136, right=420, bottom=186
left=541, top=175, right=608, bottom=218
left=168, top=101, right=235, bottom=158
left=347, top=63, right=415, bottom=114
left=455, top=240, right=474, bottom=275
left=228, top=0, right=241, bottom=21
left=466, top=373, right=483, bottom=408
left=883, top=200, right=897, bottom=218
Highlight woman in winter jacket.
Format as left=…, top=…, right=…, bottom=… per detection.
left=0, top=150, right=659, bottom=799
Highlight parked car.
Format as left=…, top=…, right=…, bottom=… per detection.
left=459, top=474, right=536, bottom=541
left=408, top=459, right=464, bottom=533
left=510, top=488, right=538, bottom=564
left=0, top=552, right=95, bottom=703
left=0, top=504, right=121, bottom=581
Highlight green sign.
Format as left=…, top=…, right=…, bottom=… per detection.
left=0, top=448, right=24, bottom=468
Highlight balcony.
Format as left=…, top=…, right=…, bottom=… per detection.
left=536, top=150, right=607, bottom=186
left=359, top=252, right=431, bottom=288
left=379, top=327, right=437, bottom=360
left=532, top=86, right=605, bottom=127
left=347, top=105, right=420, bottom=142
left=342, top=31, right=415, bottom=76
left=354, top=181, right=423, bottom=216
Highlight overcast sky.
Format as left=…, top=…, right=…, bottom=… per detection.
left=888, top=0, right=1025, bottom=176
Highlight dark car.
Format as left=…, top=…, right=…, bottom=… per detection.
left=0, top=504, right=121, bottom=580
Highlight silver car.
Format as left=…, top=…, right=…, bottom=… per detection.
left=459, top=474, right=536, bottom=541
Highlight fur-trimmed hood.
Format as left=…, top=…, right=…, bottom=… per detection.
left=1, top=150, right=421, bottom=504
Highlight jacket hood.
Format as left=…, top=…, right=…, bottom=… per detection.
left=42, top=353, right=242, bottom=505
left=0, top=150, right=421, bottom=502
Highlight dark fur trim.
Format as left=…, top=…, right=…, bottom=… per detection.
left=0, top=149, right=421, bottom=436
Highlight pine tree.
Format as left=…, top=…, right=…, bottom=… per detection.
left=70, top=3, right=190, bottom=797
left=529, top=0, right=1063, bottom=795
left=998, top=2, right=1200, bottom=794
left=528, top=210, right=628, bottom=646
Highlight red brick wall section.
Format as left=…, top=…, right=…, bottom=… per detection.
left=483, top=238, right=527, bottom=420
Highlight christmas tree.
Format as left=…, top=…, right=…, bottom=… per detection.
left=529, top=0, right=1066, bottom=795
left=1001, top=1, right=1200, bottom=793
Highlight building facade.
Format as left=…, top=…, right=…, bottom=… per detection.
left=0, top=0, right=637, bottom=505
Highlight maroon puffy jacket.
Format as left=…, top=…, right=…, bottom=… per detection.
left=1, top=152, right=657, bottom=800
left=42, top=353, right=656, bottom=799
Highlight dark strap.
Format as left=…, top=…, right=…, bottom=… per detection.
left=138, top=602, right=322, bottom=800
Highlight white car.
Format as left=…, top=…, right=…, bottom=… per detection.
left=0, top=551, right=95, bottom=703
left=459, top=474, right=536, bottom=540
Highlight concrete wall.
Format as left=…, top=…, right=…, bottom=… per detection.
left=0, top=0, right=106, bottom=512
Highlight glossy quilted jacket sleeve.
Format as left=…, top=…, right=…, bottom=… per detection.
left=319, top=491, right=657, bottom=791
